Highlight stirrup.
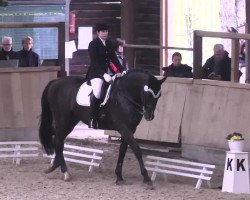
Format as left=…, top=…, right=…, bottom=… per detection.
left=88, top=118, right=98, bottom=129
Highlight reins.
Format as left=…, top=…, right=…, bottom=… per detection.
left=120, top=93, right=144, bottom=115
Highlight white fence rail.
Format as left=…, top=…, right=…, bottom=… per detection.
left=145, top=155, right=216, bottom=189
left=0, top=141, right=40, bottom=165
left=44, top=144, right=104, bottom=172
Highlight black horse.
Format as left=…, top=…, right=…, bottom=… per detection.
left=39, top=69, right=166, bottom=187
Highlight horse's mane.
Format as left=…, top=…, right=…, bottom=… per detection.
left=111, top=69, right=158, bottom=97
left=125, top=69, right=154, bottom=77
left=124, top=69, right=158, bottom=82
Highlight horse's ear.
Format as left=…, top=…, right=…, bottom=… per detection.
left=158, top=76, right=167, bottom=84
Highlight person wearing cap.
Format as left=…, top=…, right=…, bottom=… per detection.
left=18, top=36, right=40, bottom=67
left=0, top=36, right=19, bottom=60
left=86, top=23, right=126, bottom=129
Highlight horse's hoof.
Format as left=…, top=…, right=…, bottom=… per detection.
left=44, top=165, right=56, bottom=174
left=145, top=183, right=155, bottom=190
left=144, top=181, right=155, bottom=190
left=115, top=179, right=126, bottom=185
left=64, top=172, right=72, bottom=182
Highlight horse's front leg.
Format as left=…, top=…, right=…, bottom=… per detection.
left=122, top=131, right=154, bottom=189
left=115, top=137, right=128, bottom=185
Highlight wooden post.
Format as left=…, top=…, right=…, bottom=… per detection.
left=193, top=30, right=203, bottom=79
left=65, top=0, right=71, bottom=76
left=121, top=0, right=135, bottom=68
left=160, top=0, right=168, bottom=75
left=231, top=39, right=240, bottom=82
left=245, top=0, right=250, bottom=83
left=58, top=22, right=66, bottom=77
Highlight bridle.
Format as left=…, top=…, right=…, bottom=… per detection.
left=121, top=85, right=161, bottom=116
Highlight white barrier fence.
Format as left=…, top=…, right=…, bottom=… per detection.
left=0, top=141, right=40, bottom=165
left=145, top=155, right=216, bottom=189
left=0, top=141, right=104, bottom=172
left=44, top=144, right=104, bottom=172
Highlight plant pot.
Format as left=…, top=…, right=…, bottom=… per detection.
left=227, top=140, right=244, bottom=152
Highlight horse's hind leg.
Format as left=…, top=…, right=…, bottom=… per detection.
left=46, top=117, right=78, bottom=181
left=45, top=127, right=68, bottom=175
left=54, top=132, right=71, bottom=181
left=115, top=137, right=128, bottom=185
left=121, top=131, right=153, bottom=189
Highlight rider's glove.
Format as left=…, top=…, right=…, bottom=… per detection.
left=103, top=73, right=112, bottom=83
left=121, top=71, right=127, bottom=75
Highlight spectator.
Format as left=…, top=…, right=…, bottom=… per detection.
left=239, top=42, right=246, bottom=83
left=18, top=36, right=40, bottom=67
left=202, top=44, right=241, bottom=81
left=162, top=52, right=193, bottom=78
left=0, top=36, right=19, bottom=60
left=110, top=38, right=128, bottom=72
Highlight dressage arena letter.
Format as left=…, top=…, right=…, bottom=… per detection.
left=226, top=158, right=233, bottom=171
left=237, top=159, right=245, bottom=171
left=226, top=158, right=246, bottom=171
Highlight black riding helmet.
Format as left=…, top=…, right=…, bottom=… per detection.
left=95, top=23, right=109, bottom=32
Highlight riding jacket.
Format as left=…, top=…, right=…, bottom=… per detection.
left=86, top=37, right=125, bottom=80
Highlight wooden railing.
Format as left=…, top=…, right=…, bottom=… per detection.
left=193, top=30, right=250, bottom=82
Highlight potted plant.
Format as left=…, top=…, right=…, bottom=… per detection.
left=226, top=132, right=244, bottom=152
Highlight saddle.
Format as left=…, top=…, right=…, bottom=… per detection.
left=76, top=75, right=118, bottom=107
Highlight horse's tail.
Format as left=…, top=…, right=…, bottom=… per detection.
left=39, top=80, right=56, bottom=155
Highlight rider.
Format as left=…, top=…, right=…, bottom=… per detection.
left=86, top=23, right=126, bottom=129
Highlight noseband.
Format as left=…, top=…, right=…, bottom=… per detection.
left=143, top=85, right=161, bottom=99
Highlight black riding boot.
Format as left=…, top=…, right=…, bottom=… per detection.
left=88, top=95, right=100, bottom=129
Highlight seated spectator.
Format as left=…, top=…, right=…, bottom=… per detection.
left=202, top=43, right=241, bottom=81
left=239, top=42, right=246, bottom=83
left=18, top=36, right=40, bottom=67
left=0, top=36, right=19, bottom=60
left=162, top=52, right=193, bottom=78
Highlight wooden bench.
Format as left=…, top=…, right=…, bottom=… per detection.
left=44, top=144, right=104, bottom=172
left=145, top=155, right=216, bottom=189
left=0, top=141, right=40, bottom=165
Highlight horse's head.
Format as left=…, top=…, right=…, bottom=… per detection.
left=116, top=70, right=166, bottom=122
left=141, top=75, right=166, bottom=121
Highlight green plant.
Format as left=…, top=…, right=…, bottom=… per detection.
left=226, top=132, right=244, bottom=141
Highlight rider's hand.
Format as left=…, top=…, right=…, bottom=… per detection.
left=103, top=73, right=112, bottom=83
left=121, top=71, right=127, bottom=75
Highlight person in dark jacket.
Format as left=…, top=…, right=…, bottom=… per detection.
left=112, top=38, right=128, bottom=71
left=18, top=36, right=40, bottom=67
left=0, top=36, right=19, bottom=60
left=202, top=43, right=240, bottom=81
left=86, top=23, right=125, bottom=129
left=162, top=52, right=193, bottom=78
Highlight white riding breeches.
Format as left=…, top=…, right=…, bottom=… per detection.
left=90, top=78, right=104, bottom=99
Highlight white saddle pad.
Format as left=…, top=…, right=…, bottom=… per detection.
left=76, top=82, right=92, bottom=106
left=76, top=82, right=112, bottom=107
